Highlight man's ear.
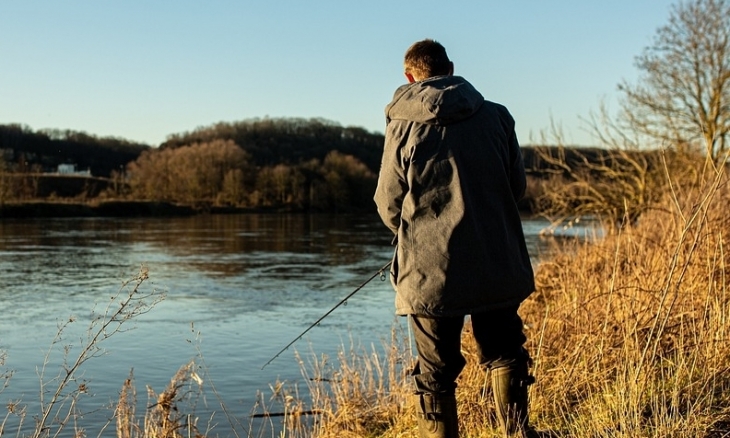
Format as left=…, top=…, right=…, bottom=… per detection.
left=404, top=72, right=416, bottom=83
left=448, top=62, right=454, bottom=76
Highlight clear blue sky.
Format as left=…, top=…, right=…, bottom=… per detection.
left=0, top=1, right=678, bottom=147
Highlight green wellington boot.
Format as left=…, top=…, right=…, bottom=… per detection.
left=491, top=364, right=537, bottom=437
left=413, top=392, right=459, bottom=438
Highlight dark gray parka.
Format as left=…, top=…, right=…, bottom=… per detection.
left=374, top=75, right=535, bottom=317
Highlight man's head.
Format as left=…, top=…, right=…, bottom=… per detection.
left=403, top=39, right=454, bottom=83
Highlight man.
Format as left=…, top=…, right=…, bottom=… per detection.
left=374, top=39, right=538, bottom=438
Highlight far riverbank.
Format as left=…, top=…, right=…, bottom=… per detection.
left=0, top=200, right=312, bottom=218
left=0, top=198, right=537, bottom=218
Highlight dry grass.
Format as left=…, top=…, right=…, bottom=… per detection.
left=296, top=328, right=415, bottom=438
left=279, top=154, right=730, bottom=437
left=115, top=362, right=207, bottom=438
left=519, top=161, right=730, bottom=437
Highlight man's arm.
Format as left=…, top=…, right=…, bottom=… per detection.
left=374, top=121, right=409, bottom=235
left=495, top=105, right=527, bottom=202
left=508, top=130, right=527, bottom=202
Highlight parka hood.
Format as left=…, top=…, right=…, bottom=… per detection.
left=385, top=75, right=484, bottom=125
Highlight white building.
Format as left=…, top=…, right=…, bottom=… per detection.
left=57, top=164, right=91, bottom=176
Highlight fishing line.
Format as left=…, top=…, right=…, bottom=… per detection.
left=261, top=261, right=392, bottom=370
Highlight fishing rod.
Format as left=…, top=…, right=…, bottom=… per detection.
left=261, top=261, right=392, bottom=370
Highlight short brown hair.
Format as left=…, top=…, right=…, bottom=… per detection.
left=404, top=39, right=452, bottom=80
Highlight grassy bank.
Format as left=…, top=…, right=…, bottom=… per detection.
left=272, top=158, right=730, bottom=437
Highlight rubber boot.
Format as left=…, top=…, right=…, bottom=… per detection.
left=491, top=363, right=536, bottom=437
left=413, top=392, right=459, bottom=438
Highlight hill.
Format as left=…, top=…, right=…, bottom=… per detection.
left=161, top=117, right=385, bottom=173
left=0, top=124, right=151, bottom=177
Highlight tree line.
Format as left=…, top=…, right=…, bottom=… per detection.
left=0, top=118, right=383, bottom=212
left=123, top=139, right=376, bottom=211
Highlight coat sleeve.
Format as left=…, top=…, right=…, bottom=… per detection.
left=508, top=129, right=527, bottom=202
left=496, top=105, right=526, bottom=202
left=374, top=120, right=409, bottom=236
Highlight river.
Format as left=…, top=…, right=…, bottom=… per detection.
left=0, top=213, right=574, bottom=437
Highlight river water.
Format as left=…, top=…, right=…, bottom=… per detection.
left=0, top=213, right=568, bottom=437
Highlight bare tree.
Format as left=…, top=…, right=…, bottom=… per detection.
left=618, top=0, right=730, bottom=161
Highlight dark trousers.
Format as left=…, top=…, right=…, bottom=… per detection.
left=409, top=305, right=529, bottom=394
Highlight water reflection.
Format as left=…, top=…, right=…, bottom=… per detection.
left=3, top=214, right=599, bottom=265
left=0, top=214, right=393, bottom=278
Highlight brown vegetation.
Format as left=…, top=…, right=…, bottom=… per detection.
left=525, top=146, right=700, bottom=225
left=125, top=141, right=377, bottom=212
left=266, top=150, right=730, bottom=437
